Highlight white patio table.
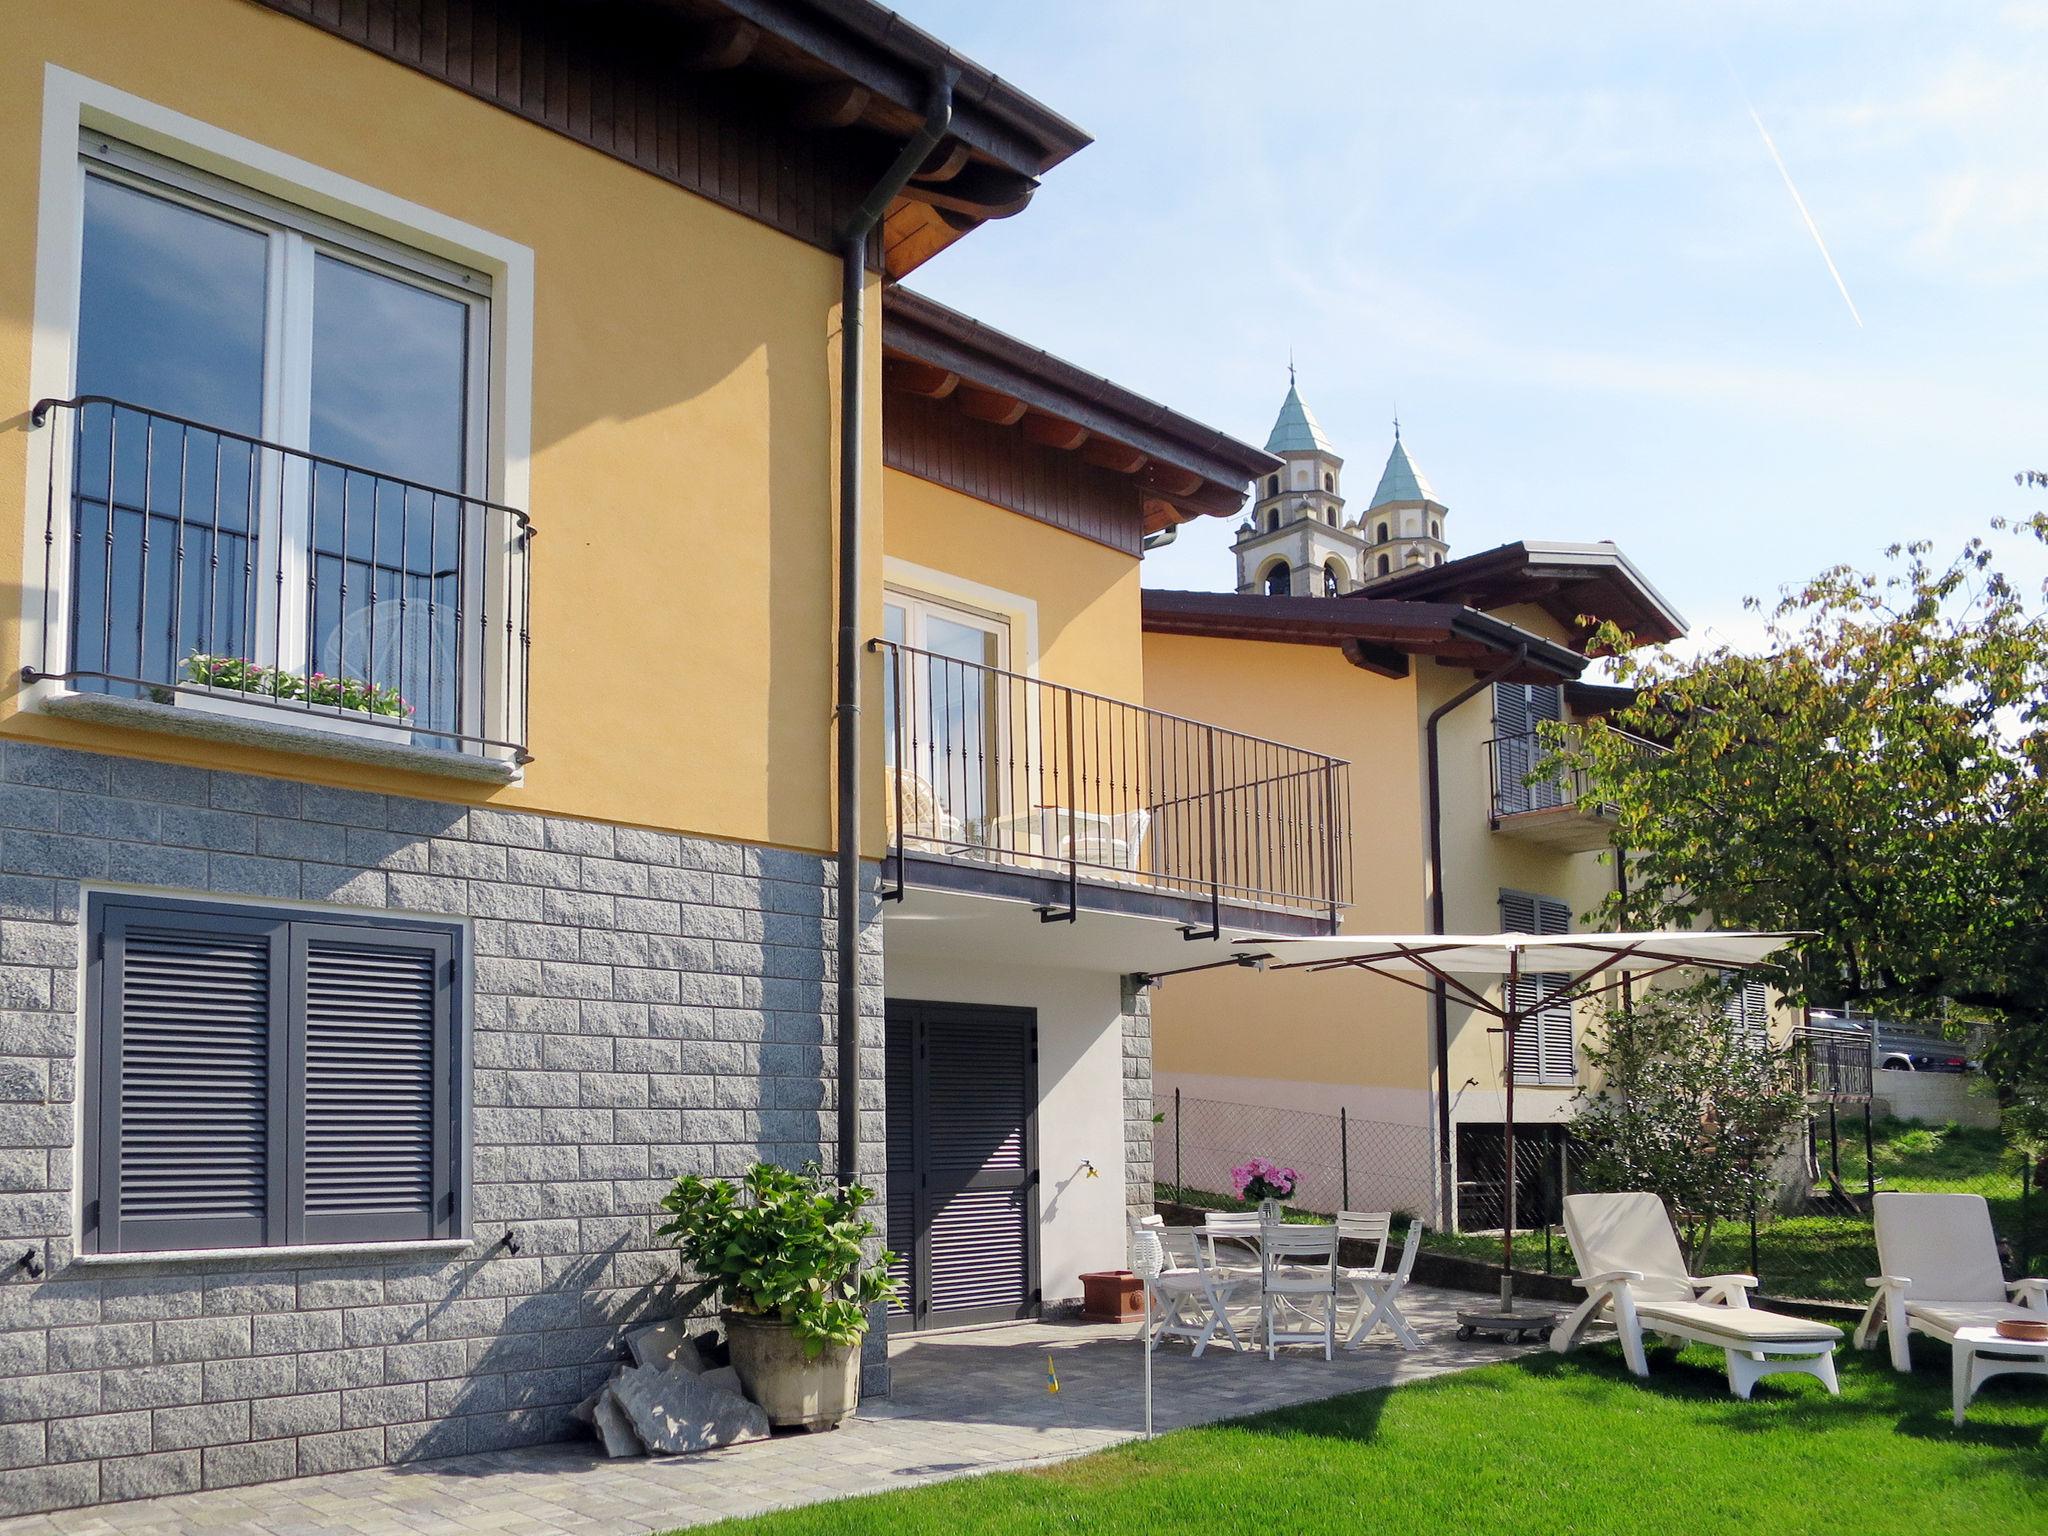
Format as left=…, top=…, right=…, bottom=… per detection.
left=1950, top=1326, right=2048, bottom=1425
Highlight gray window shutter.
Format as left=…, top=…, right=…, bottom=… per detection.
left=1494, top=686, right=1533, bottom=815
left=290, top=923, right=454, bottom=1243
left=1720, top=973, right=1771, bottom=1040
left=1500, top=891, right=1575, bottom=1084
left=89, top=898, right=458, bottom=1255
left=93, top=906, right=287, bottom=1253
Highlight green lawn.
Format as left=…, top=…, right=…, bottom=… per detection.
left=683, top=1340, right=2045, bottom=1536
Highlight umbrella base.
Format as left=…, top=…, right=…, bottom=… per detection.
left=1454, top=1307, right=1556, bottom=1343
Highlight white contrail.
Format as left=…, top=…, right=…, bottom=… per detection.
left=1742, top=98, right=1864, bottom=328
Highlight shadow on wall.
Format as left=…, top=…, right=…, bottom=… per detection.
left=395, top=1232, right=706, bottom=1470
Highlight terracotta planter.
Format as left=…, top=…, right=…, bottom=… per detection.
left=1080, top=1270, right=1145, bottom=1322
left=723, top=1311, right=860, bottom=1430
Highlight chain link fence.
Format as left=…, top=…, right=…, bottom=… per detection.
left=1156, top=1092, right=1434, bottom=1222
left=1153, top=1089, right=2045, bottom=1306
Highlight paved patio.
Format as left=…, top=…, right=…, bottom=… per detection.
left=0, top=1285, right=1542, bottom=1536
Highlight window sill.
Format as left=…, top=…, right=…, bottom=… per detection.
left=72, top=1237, right=475, bottom=1268
left=37, top=690, right=520, bottom=784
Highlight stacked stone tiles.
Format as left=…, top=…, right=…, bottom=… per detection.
left=1119, top=977, right=1153, bottom=1235
left=0, top=741, right=884, bottom=1516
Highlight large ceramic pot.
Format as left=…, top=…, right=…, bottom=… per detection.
left=723, top=1311, right=861, bottom=1430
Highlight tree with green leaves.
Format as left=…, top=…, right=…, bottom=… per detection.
left=1572, top=985, right=1807, bottom=1263
left=1550, top=517, right=2048, bottom=1122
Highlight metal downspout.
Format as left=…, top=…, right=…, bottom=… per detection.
left=1424, top=643, right=1528, bottom=1227
left=834, top=75, right=956, bottom=1187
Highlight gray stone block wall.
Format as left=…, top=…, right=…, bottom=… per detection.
left=1120, top=976, right=1153, bottom=1231
left=0, top=741, right=885, bottom=1516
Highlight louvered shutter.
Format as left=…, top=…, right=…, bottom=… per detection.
left=1493, top=685, right=1533, bottom=815
left=883, top=1018, right=915, bottom=1317
left=90, top=898, right=457, bottom=1255
left=290, top=923, right=453, bottom=1242
left=1501, top=891, right=1575, bottom=1084
left=1526, top=686, right=1565, bottom=809
left=1720, top=973, right=1771, bottom=1042
left=1493, top=684, right=1566, bottom=814
left=923, top=1015, right=1033, bottom=1319
left=95, top=906, right=287, bottom=1252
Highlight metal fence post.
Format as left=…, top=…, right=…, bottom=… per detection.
left=1339, top=1106, right=1350, bottom=1211
left=2023, top=1159, right=2035, bottom=1276
left=1174, top=1087, right=1183, bottom=1203
left=1747, top=1170, right=1761, bottom=1284
left=1863, top=1101, right=1875, bottom=1202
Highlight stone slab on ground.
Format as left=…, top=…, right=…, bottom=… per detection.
left=590, top=1390, right=642, bottom=1460
left=609, top=1364, right=771, bottom=1455
left=576, top=1366, right=627, bottom=1427
left=624, top=1320, right=704, bottom=1373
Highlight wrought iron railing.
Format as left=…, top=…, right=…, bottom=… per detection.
left=1485, top=725, right=1661, bottom=823
left=870, top=639, right=1350, bottom=928
left=1797, top=1023, right=1875, bottom=1102
left=28, top=397, right=533, bottom=761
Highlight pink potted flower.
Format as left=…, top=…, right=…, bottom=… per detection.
left=1230, top=1157, right=1299, bottom=1221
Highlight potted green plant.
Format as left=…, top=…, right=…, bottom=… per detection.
left=657, top=1161, right=896, bottom=1429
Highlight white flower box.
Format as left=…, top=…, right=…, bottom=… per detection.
left=169, top=682, right=412, bottom=746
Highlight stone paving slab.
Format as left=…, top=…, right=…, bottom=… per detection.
left=0, top=1287, right=1545, bottom=1536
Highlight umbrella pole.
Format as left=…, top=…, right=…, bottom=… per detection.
left=1503, top=951, right=1519, bottom=1313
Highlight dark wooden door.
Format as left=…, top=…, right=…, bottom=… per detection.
left=884, top=999, right=1039, bottom=1330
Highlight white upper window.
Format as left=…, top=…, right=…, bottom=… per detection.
left=43, top=136, right=517, bottom=755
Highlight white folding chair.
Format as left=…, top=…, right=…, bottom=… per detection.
left=1261, top=1224, right=1340, bottom=1361
left=1139, top=1221, right=1251, bottom=1357
left=1335, top=1211, right=1392, bottom=1271
left=1344, top=1221, right=1425, bottom=1349
left=1201, top=1210, right=1265, bottom=1278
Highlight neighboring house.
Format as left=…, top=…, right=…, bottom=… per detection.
left=1145, top=381, right=1690, bottom=1231
left=0, top=0, right=1345, bottom=1516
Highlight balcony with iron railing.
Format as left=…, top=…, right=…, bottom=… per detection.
left=871, top=639, right=1351, bottom=935
left=26, top=397, right=533, bottom=778
left=1485, top=725, right=1661, bottom=852
left=1796, top=1023, right=1875, bottom=1103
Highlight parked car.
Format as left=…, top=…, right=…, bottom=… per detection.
left=1808, top=1013, right=1975, bottom=1074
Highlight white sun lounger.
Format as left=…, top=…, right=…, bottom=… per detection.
left=1855, top=1191, right=2048, bottom=1371
left=1551, top=1191, right=1841, bottom=1398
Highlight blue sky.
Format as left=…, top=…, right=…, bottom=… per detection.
left=889, top=1, right=2048, bottom=648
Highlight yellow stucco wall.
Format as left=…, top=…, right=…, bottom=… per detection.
left=0, top=0, right=882, bottom=856
left=1140, top=632, right=1434, bottom=1097
left=881, top=469, right=1143, bottom=700
left=1422, top=650, right=1619, bottom=1125
left=1143, top=618, right=1621, bottom=1133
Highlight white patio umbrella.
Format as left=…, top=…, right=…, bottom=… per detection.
left=1215, top=929, right=1810, bottom=1326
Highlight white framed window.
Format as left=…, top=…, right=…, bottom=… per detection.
left=24, top=68, right=535, bottom=763
left=882, top=590, right=1011, bottom=837
left=1501, top=888, right=1576, bottom=1085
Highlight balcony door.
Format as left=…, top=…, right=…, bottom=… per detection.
left=67, top=138, right=489, bottom=746
left=882, top=592, right=1008, bottom=850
